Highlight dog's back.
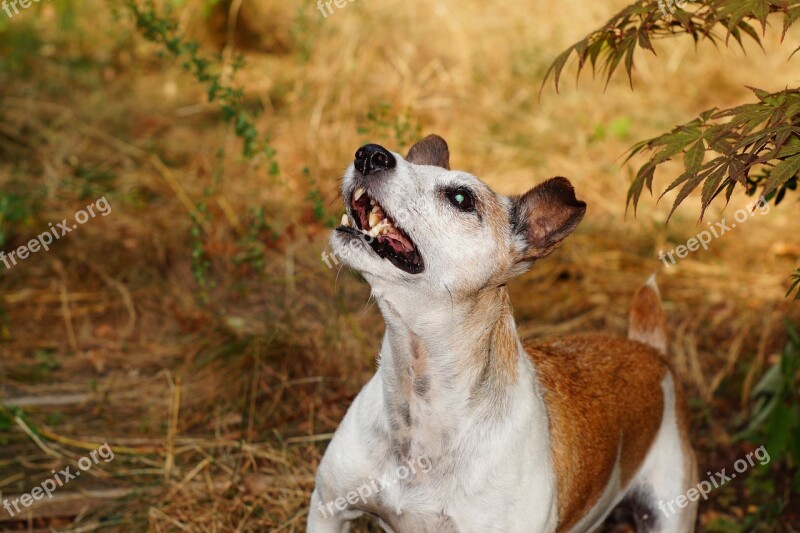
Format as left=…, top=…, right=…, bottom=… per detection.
left=526, top=277, right=695, bottom=531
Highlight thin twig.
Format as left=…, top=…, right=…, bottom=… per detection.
left=14, top=416, right=62, bottom=460
left=283, top=433, right=335, bottom=446
left=164, top=372, right=182, bottom=481
left=59, top=283, right=79, bottom=354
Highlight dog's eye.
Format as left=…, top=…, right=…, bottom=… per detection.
left=445, top=188, right=475, bottom=212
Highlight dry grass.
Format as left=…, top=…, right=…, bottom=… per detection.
left=0, top=0, right=798, bottom=530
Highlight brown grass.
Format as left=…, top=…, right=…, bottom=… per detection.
left=0, top=0, right=798, bottom=530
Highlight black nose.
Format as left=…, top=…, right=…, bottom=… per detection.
left=354, top=144, right=396, bottom=176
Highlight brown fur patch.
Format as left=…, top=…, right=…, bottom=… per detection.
left=406, top=134, right=450, bottom=169
left=526, top=335, right=667, bottom=531
left=628, top=281, right=667, bottom=354
left=464, top=287, right=519, bottom=400
left=512, top=177, right=586, bottom=261
left=411, top=333, right=428, bottom=377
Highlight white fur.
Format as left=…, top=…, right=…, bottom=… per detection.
left=624, top=374, right=699, bottom=532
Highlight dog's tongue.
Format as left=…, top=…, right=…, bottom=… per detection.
left=378, top=230, right=415, bottom=253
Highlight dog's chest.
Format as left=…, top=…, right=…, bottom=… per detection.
left=364, top=385, right=548, bottom=532
left=354, top=328, right=557, bottom=531
left=372, top=502, right=461, bottom=533
left=367, top=456, right=543, bottom=533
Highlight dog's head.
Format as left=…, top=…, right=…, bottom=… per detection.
left=332, top=134, right=586, bottom=295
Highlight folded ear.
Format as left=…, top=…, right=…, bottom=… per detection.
left=511, top=177, right=586, bottom=265
left=406, top=134, right=450, bottom=169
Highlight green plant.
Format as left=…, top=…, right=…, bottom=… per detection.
left=72, top=165, right=117, bottom=200
left=6, top=349, right=61, bottom=383
left=232, top=206, right=278, bottom=281
left=124, top=0, right=277, bottom=166
left=545, top=0, right=800, bottom=299
left=0, top=18, right=41, bottom=77
left=123, top=1, right=288, bottom=302
left=741, top=465, right=784, bottom=527
left=704, top=517, right=745, bottom=532
left=289, top=4, right=320, bottom=64
left=788, top=269, right=800, bottom=301
left=358, top=103, right=422, bottom=150
left=190, top=202, right=212, bottom=299
left=624, top=88, right=800, bottom=219
left=592, top=116, right=633, bottom=142
left=0, top=192, right=34, bottom=248
left=0, top=406, right=12, bottom=446
left=0, top=298, right=10, bottom=342
left=304, top=168, right=339, bottom=229
left=744, top=323, right=800, bottom=493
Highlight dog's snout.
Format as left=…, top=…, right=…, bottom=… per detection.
left=354, top=144, right=396, bottom=176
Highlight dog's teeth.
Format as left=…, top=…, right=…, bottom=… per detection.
left=371, top=205, right=381, bottom=214
left=368, top=226, right=383, bottom=237
left=368, top=212, right=381, bottom=228
left=341, top=214, right=350, bottom=227
left=354, top=188, right=366, bottom=201
left=380, top=226, right=389, bottom=235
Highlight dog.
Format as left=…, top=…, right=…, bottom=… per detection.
left=308, top=135, right=698, bottom=532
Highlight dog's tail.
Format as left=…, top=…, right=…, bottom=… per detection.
left=628, top=273, right=667, bottom=354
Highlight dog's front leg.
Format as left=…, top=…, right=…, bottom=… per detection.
left=308, top=378, right=388, bottom=532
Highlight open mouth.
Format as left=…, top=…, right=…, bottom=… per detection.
left=337, top=187, right=424, bottom=274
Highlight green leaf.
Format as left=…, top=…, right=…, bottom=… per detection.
left=667, top=166, right=717, bottom=221
left=609, top=116, right=632, bottom=139
left=787, top=269, right=800, bottom=300
left=765, top=404, right=795, bottom=459
left=737, top=23, right=763, bottom=52
left=750, top=0, right=770, bottom=33
left=684, top=139, right=706, bottom=172
left=0, top=408, right=11, bottom=431
left=762, top=153, right=800, bottom=198
left=748, top=86, right=771, bottom=101
left=545, top=0, right=800, bottom=223
left=627, top=162, right=655, bottom=213
left=701, top=164, right=727, bottom=214
left=542, top=45, right=575, bottom=93
left=782, top=5, right=800, bottom=39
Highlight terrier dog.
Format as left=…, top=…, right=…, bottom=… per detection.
left=309, top=135, right=698, bottom=532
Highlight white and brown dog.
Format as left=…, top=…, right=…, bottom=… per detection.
left=309, top=135, right=698, bottom=532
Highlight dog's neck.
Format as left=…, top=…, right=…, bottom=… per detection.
left=373, top=284, right=527, bottom=462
